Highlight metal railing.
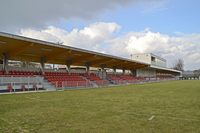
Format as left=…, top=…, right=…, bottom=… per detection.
left=52, top=77, right=178, bottom=89
left=0, top=76, right=178, bottom=93
left=109, top=77, right=177, bottom=85
left=0, top=76, right=44, bottom=92
left=53, top=81, right=93, bottom=89
left=52, top=80, right=111, bottom=89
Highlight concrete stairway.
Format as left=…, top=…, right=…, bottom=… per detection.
left=81, top=76, right=98, bottom=88
left=42, top=79, right=56, bottom=91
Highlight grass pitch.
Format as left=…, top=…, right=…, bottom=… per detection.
left=0, top=80, right=200, bottom=133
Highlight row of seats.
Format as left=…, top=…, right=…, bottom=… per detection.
left=0, top=70, right=104, bottom=88
left=1, top=70, right=83, bottom=77
left=1, top=69, right=175, bottom=89
left=108, top=74, right=146, bottom=84
left=45, top=72, right=109, bottom=87
left=0, top=70, right=44, bottom=92
left=44, top=72, right=89, bottom=88
left=156, top=74, right=174, bottom=78
left=46, top=76, right=85, bottom=81
left=0, top=70, right=41, bottom=76
left=120, top=75, right=137, bottom=80
left=107, top=75, right=125, bottom=84
left=44, top=72, right=80, bottom=76
left=84, top=73, right=109, bottom=86
left=0, top=71, right=4, bottom=75
left=53, top=81, right=90, bottom=88
left=8, top=70, right=41, bottom=76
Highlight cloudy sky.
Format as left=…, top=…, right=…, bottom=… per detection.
left=0, top=0, right=200, bottom=70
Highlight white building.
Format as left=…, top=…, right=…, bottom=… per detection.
left=132, top=53, right=181, bottom=77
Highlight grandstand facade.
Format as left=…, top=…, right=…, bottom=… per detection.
left=132, top=53, right=181, bottom=78
left=0, top=32, right=181, bottom=93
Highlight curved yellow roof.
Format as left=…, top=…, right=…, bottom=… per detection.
left=0, top=32, right=149, bottom=70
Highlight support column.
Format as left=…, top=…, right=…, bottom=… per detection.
left=113, top=67, right=116, bottom=75
left=67, top=64, right=71, bottom=73
left=131, top=69, right=137, bottom=77
left=40, top=57, right=46, bottom=75
left=85, top=62, right=91, bottom=74
left=66, top=59, right=72, bottom=74
left=2, top=53, right=9, bottom=74
left=100, top=64, right=106, bottom=79
left=122, top=68, right=125, bottom=75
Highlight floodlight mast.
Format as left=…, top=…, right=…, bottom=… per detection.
left=57, top=41, right=63, bottom=45
left=130, top=54, right=133, bottom=60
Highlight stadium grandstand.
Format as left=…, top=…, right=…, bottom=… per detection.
left=0, top=32, right=181, bottom=93
left=180, top=71, right=200, bottom=80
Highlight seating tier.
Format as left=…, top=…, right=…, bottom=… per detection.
left=44, top=72, right=89, bottom=88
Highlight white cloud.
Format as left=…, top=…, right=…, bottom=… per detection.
left=20, top=22, right=200, bottom=70
left=108, top=30, right=200, bottom=70
left=20, top=22, right=120, bottom=51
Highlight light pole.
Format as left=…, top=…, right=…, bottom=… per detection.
left=130, top=54, right=133, bottom=60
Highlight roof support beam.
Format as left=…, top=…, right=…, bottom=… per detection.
left=100, top=64, right=107, bottom=79
left=40, top=57, right=46, bottom=74
left=2, top=53, right=9, bottom=73
left=113, top=66, right=117, bottom=75
left=66, top=59, right=73, bottom=73
left=131, top=69, right=136, bottom=76
left=122, top=68, right=125, bottom=75
left=85, top=62, right=91, bottom=73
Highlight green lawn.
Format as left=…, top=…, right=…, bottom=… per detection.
left=0, top=80, right=200, bottom=133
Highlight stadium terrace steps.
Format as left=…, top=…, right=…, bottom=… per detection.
left=107, top=74, right=146, bottom=84
left=82, top=73, right=109, bottom=86
left=81, top=76, right=98, bottom=88
left=107, top=74, right=126, bottom=84
left=0, top=69, right=110, bottom=90
left=0, top=68, right=178, bottom=93
left=44, top=72, right=92, bottom=88
left=0, top=69, right=44, bottom=92
left=42, top=79, right=56, bottom=90
left=0, top=76, right=44, bottom=92
left=0, top=70, right=4, bottom=75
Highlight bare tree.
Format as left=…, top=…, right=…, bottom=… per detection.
left=173, top=59, right=184, bottom=71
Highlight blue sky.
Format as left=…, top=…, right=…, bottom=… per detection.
left=110, top=0, right=200, bottom=35
left=56, top=0, right=200, bottom=35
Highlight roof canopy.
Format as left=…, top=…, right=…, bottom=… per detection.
left=150, top=65, right=182, bottom=75
left=0, top=32, right=149, bottom=70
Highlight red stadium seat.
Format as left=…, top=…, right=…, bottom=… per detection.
left=44, top=72, right=90, bottom=88
left=83, top=73, right=108, bottom=86
left=107, top=74, right=146, bottom=84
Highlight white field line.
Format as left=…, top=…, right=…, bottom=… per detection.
left=0, top=90, right=56, bottom=95
left=128, top=112, right=200, bottom=122
left=25, top=96, right=66, bottom=103
left=25, top=96, right=50, bottom=102
left=158, top=115, right=200, bottom=122
left=148, top=115, right=155, bottom=121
